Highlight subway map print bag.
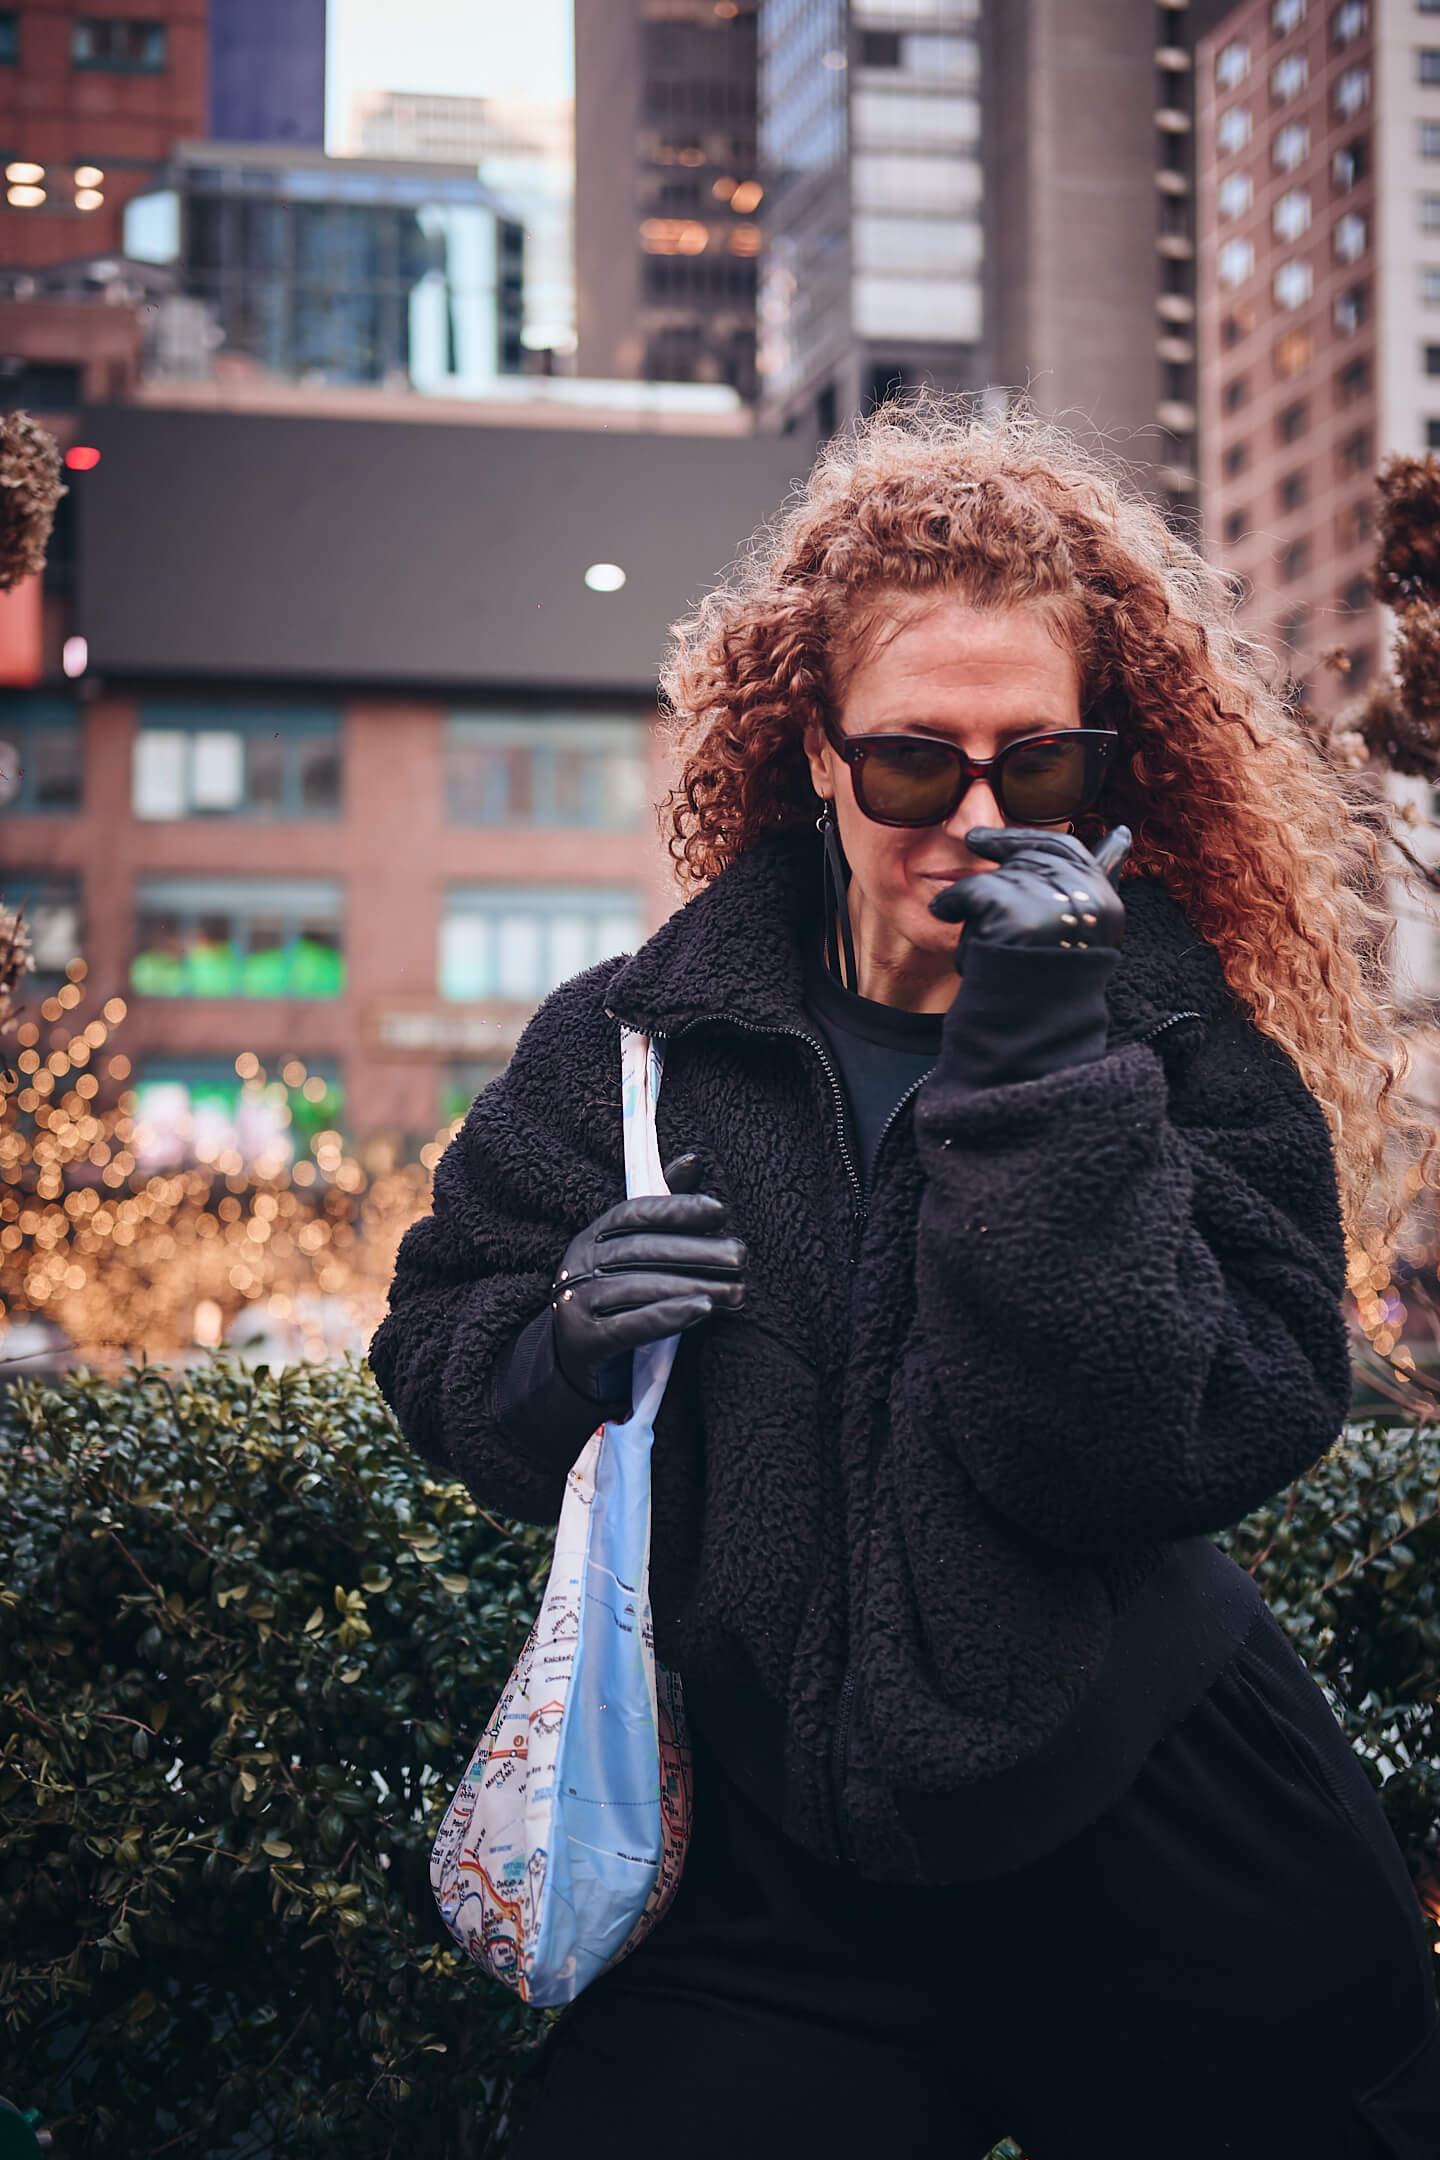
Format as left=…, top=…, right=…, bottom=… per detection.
left=430, top=1029, right=692, bottom=2009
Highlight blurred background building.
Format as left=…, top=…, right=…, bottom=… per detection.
left=574, top=0, right=760, bottom=396
left=209, top=0, right=325, bottom=147
left=1195, top=0, right=1411, bottom=721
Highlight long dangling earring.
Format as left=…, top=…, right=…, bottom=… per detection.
left=818, top=805, right=859, bottom=993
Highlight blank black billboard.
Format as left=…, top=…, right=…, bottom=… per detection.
left=75, top=407, right=807, bottom=694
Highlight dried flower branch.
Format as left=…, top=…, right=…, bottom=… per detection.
left=0, top=409, right=66, bottom=592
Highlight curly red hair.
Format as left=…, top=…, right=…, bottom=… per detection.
left=660, top=400, right=1420, bottom=1226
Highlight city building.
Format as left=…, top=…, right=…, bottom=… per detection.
left=574, top=0, right=760, bottom=397
left=343, top=90, right=577, bottom=366
left=0, top=0, right=206, bottom=268
left=1195, top=0, right=1399, bottom=718
left=0, top=400, right=802, bottom=1158
left=208, top=0, right=326, bottom=148
left=759, top=0, right=983, bottom=435
left=122, top=142, right=527, bottom=392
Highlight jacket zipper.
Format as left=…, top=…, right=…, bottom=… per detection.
left=662, top=1009, right=866, bottom=1860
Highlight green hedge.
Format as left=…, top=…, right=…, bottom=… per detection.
left=2, top=1363, right=1438, bottom=2155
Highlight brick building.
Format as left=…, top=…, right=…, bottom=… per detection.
left=0, top=0, right=206, bottom=266
left=1194, top=0, right=1419, bottom=715
left=0, top=400, right=800, bottom=1163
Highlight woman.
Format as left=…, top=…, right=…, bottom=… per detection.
left=371, top=407, right=1440, bottom=2159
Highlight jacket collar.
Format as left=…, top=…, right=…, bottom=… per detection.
left=606, top=826, right=1226, bottom=1043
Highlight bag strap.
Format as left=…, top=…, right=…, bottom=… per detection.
left=620, top=1029, right=668, bottom=1202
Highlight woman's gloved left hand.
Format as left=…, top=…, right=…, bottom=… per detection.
left=929, top=825, right=1131, bottom=962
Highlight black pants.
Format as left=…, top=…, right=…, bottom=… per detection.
left=512, top=1610, right=1440, bottom=2159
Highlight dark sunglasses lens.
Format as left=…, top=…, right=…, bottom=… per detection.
left=999, top=734, right=1110, bottom=824
left=854, top=739, right=960, bottom=824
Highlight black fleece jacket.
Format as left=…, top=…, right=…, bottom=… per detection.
left=369, top=829, right=1351, bottom=1881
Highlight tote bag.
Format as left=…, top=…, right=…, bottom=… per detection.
left=430, top=1029, right=692, bottom=2008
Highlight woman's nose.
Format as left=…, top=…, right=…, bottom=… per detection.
left=945, top=778, right=1002, bottom=840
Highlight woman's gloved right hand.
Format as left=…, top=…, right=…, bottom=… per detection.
left=551, top=1152, right=746, bottom=1400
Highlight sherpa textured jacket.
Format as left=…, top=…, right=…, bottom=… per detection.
left=370, top=829, right=1351, bottom=1881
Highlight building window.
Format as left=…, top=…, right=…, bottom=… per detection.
left=1223, top=374, right=1250, bottom=411
left=1425, top=343, right=1440, bottom=373
left=1424, top=268, right=1440, bottom=303
left=0, top=872, right=81, bottom=988
left=1334, top=211, right=1368, bottom=260
left=1425, top=122, right=1440, bottom=155
left=1218, top=106, right=1254, bottom=153
left=1274, top=189, right=1312, bottom=240
left=859, top=30, right=902, bottom=66
left=1428, top=418, right=1440, bottom=450
left=1337, top=498, right=1374, bottom=548
left=443, top=716, right=647, bottom=829
left=1218, top=173, right=1254, bottom=219
left=1332, top=138, right=1367, bottom=187
left=71, top=17, right=167, bottom=70
left=131, top=1058, right=343, bottom=1172
left=1272, top=53, right=1309, bottom=99
left=1339, top=574, right=1372, bottom=613
left=1335, top=283, right=1370, bottom=331
left=1280, top=606, right=1309, bottom=649
left=1218, top=237, right=1256, bottom=287
left=131, top=705, right=342, bottom=821
left=1274, top=122, right=1311, bottom=170
left=0, top=695, right=81, bottom=813
left=440, top=886, right=646, bottom=1003
left=1280, top=538, right=1311, bottom=580
left=1334, top=65, right=1371, bottom=113
left=1423, top=195, right=1440, bottom=230
left=1338, top=424, right=1372, bottom=472
left=1275, top=329, right=1314, bottom=374
left=1224, top=509, right=1251, bottom=543
left=130, top=879, right=344, bottom=1000
left=1338, top=354, right=1372, bottom=398
left=1274, top=259, right=1314, bottom=308
left=1272, top=0, right=1307, bottom=29
left=1332, top=0, right=1367, bottom=37
left=1422, top=50, right=1440, bottom=85
left=0, top=12, right=17, bottom=65
left=1217, top=40, right=1252, bottom=88
left=1278, top=469, right=1310, bottom=511
left=1223, top=441, right=1251, bottom=476
left=1278, top=398, right=1310, bottom=441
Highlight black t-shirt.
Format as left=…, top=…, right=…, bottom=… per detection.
left=803, top=948, right=941, bottom=1187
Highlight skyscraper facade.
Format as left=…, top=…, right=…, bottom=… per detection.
left=1195, top=0, right=1397, bottom=718
left=759, top=0, right=982, bottom=434
left=574, top=0, right=760, bottom=396
left=208, top=0, right=326, bottom=148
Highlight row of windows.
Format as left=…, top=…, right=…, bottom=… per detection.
left=1217, top=218, right=1367, bottom=295
left=1217, top=67, right=1370, bottom=156
left=0, top=705, right=651, bottom=831
left=1215, top=0, right=1369, bottom=88
left=1222, top=350, right=1374, bottom=418
left=1222, top=480, right=1374, bottom=544
left=124, top=1059, right=511, bottom=1169
left=1, top=873, right=649, bottom=1008
left=0, top=14, right=167, bottom=71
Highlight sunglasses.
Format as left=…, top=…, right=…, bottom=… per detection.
left=822, top=721, right=1120, bottom=829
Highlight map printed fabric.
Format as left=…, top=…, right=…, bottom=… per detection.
left=430, top=1031, right=693, bottom=2008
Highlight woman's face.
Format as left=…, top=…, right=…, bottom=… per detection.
left=804, top=595, right=1085, bottom=982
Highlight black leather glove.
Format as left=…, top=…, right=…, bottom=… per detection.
left=551, top=1152, right=746, bottom=1401
left=928, top=825, right=1132, bottom=960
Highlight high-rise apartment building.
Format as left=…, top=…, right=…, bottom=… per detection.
left=759, top=0, right=982, bottom=434
left=208, top=0, right=326, bottom=148
left=0, top=1, right=206, bottom=267
left=574, top=0, right=759, bottom=396
left=1195, top=0, right=1408, bottom=716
